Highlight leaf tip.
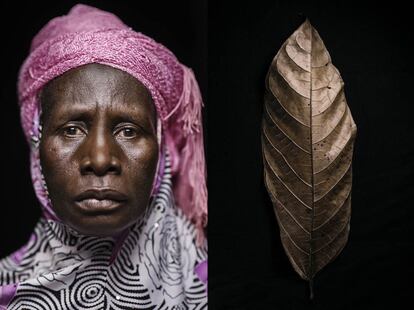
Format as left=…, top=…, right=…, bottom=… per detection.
left=296, top=12, right=308, bottom=23
left=301, top=18, right=314, bottom=30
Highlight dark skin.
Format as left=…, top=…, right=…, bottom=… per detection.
left=39, top=63, right=158, bottom=237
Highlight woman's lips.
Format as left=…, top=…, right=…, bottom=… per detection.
left=74, top=189, right=128, bottom=214
left=75, top=198, right=124, bottom=214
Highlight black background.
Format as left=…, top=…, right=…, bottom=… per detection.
left=1, top=1, right=413, bottom=309
left=0, top=0, right=207, bottom=256
left=208, top=1, right=413, bottom=309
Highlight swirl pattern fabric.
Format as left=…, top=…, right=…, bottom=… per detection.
left=0, top=155, right=207, bottom=309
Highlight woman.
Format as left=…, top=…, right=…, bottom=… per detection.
left=0, top=4, right=207, bottom=309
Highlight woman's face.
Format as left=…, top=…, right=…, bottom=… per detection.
left=39, top=63, right=158, bottom=237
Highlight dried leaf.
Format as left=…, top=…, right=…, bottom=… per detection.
left=262, top=20, right=357, bottom=284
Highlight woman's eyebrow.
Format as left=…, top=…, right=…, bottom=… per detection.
left=112, top=111, right=146, bottom=123
left=56, top=101, right=96, bottom=115
left=53, top=103, right=154, bottom=126
left=111, top=110, right=155, bottom=131
left=110, top=95, right=156, bottom=123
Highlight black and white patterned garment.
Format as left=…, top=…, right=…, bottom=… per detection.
left=0, top=158, right=207, bottom=309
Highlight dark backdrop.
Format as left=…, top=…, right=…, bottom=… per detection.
left=0, top=0, right=207, bottom=257
left=208, top=1, right=413, bottom=309
left=1, top=1, right=413, bottom=309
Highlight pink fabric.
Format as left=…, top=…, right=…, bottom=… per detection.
left=17, top=4, right=207, bottom=241
left=195, top=260, right=208, bottom=284
left=0, top=284, right=17, bottom=308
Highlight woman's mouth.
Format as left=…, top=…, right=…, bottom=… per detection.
left=74, top=189, right=128, bottom=214
left=75, top=198, right=125, bottom=214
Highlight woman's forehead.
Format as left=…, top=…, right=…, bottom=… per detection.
left=45, top=63, right=152, bottom=99
left=40, top=63, right=156, bottom=117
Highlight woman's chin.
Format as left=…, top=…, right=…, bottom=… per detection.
left=66, top=213, right=137, bottom=237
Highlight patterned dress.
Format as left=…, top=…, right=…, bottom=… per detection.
left=0, top=158, right=207, bottom=309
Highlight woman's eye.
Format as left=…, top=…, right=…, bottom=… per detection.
left=117, top=127, right=138, bottom=138
left=63, top=126, right=84, bottom=137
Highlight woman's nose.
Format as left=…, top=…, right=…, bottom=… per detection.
left=79, top=128, right=121, bottom=176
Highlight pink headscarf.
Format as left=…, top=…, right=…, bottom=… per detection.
left=17, top=4, right=207, bottom=241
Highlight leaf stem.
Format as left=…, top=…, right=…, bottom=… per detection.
left=309, top=279, right=314, bottom=300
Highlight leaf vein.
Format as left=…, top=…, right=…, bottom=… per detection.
left=314, top=161, right=352, bottom=203
left=267, top=186, right=311, bottom=235
left=264, top=103, right=311, bottom=154
left=263, top=129, right=312, bottom=188
left=264, top=156, right=312, bottom=210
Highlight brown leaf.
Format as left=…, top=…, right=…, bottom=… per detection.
left=262, top=20, right=357, bottom=283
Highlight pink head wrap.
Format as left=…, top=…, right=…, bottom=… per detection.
left=17, top=4, right=207, bottom=241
